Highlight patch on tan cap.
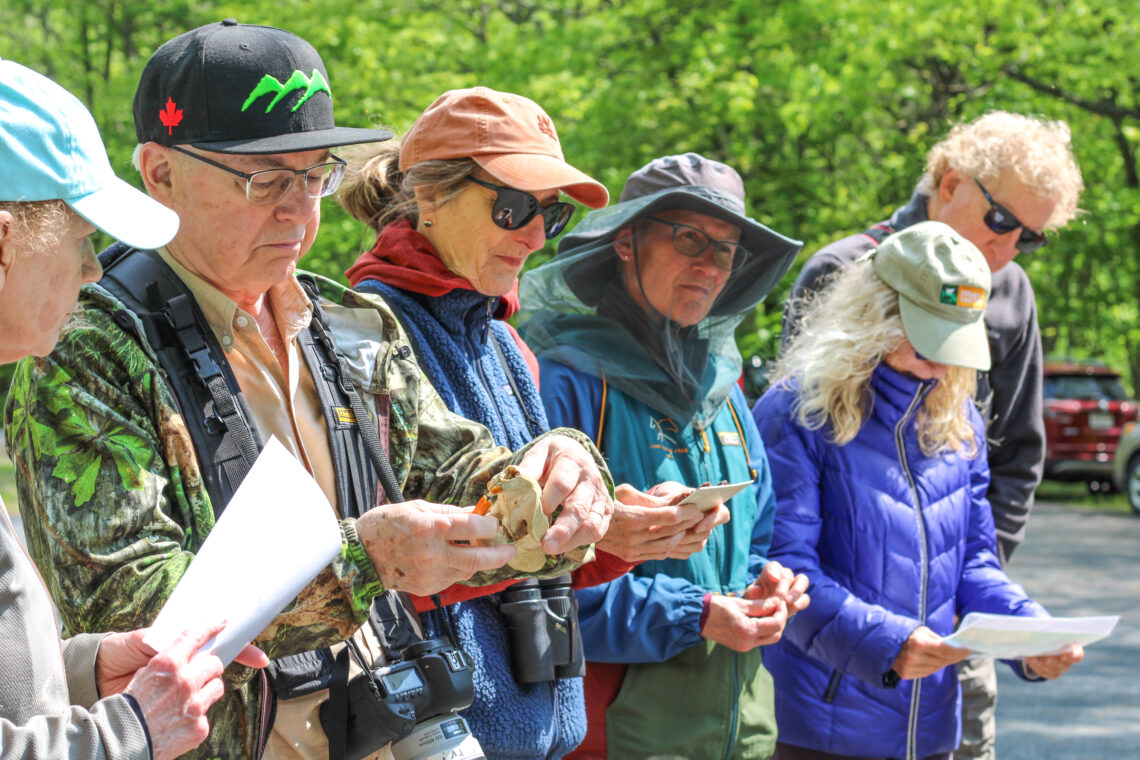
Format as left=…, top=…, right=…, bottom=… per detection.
left=536, top=113, right=558, bottom=142
left=939, top=284, right=986, bottom=309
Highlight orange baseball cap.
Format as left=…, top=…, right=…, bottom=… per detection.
left=399, top=87, right=609, bottom=209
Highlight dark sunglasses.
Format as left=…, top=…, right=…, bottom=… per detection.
left=467, top=177, right=576, bottom=239
left=973, top=178, right=1047, bottom=253
left=645, top=216, right=748, bottom=272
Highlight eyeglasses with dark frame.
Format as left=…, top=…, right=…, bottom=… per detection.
left=973, top=178, right=1047, bottom=253
left=644, top=216, right=748, bottom=272
left=466, top=177, right=576, bottom=239
left=169, top=145, right=347, bottom=205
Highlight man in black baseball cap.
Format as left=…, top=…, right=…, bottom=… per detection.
left=11, top=19, right=616, bottom=760
left=133, top=19, right=391, bottom=153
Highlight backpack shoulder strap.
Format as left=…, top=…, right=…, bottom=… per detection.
left=98, top=244, right=261, bottom=512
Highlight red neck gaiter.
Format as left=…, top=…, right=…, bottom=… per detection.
left=345, top=219, right=520, bottom=318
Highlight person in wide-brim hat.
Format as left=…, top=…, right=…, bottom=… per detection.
left=518, top=152, right=810, bottom=760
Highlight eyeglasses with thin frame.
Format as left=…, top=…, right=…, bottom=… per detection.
left=466, top=177, right=576, bottom=239
left=169, top=145, right=346, bottom=205
left=645, top=216, right=748, bottom=272
left=973, top=178, right=1047, bottom=253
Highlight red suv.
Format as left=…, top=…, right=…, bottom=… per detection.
left=1042, top=360, right=1137, bottom=490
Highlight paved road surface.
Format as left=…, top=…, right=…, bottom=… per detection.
left=995, top=501, right=1140, bottom=758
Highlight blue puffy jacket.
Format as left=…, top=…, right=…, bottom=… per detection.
left=752, top=364, right=1046, bottom=760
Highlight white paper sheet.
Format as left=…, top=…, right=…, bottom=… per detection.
left=676, top=480, right=755, bottom=511
left=941, top=612, right=1120, bottom=658
left=144, top=437, right=343, bottom=665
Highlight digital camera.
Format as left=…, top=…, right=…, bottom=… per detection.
left=321, top=637, right=477, bottom=760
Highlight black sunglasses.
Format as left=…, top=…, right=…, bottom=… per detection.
left=466, top=177, right=576, bottom=239
left=973, top=178, right=1047, bottom=253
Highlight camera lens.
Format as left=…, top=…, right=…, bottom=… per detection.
left=390, top=715, right=485, bottom=760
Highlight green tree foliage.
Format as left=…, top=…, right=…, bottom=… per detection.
left=2, top=0, right=1137, bottom=390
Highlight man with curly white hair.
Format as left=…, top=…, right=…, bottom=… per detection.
left=781, top=111, right=1084, bottom=760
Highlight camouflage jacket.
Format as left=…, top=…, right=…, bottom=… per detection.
left=4, top=271, right=609, bottom=760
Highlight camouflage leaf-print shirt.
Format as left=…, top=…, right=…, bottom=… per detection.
left=4, top=271, right=608, bottom=760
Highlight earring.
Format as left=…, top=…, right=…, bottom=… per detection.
left=423, top=219, right=433, bottom=228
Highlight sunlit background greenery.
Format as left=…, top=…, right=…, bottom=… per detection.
left=3, top=0, right=1139, bottom=509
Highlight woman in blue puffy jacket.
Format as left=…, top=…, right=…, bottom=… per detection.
left=753, top=221, right=1083, bottom=760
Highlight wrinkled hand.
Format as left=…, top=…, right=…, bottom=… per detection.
left=700, top=593, right=788, bottom=652
left=643, top=480, right=693, bottom=504
left=357, top=500, right=517, bottom=595
left=97, top=629, right=268, bottom=697
left=597, top=483, right=726, bottom=562
left=1024, top=643, right=1084, bottom=679
left=891, top=625, right=970, bottom=680
left=516, top=434, right=613, bottom=555
left=123, top=621, right=262, bottom=760
left=743, top=560, right=810, bottom=617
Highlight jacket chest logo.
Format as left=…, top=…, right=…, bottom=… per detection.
left=648, top=416, right=687, bottom=459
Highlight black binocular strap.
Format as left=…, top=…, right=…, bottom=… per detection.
left=325, top=645, right=351, bottom=760
left=298, top=276, right=405, bottom=508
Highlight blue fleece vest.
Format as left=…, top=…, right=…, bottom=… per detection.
left=353, top=279, right=581, bottom=760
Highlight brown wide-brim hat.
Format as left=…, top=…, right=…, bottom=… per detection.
left=556, top=154, right=803, bottom=317
left=399, top=86, right=608, bottom=209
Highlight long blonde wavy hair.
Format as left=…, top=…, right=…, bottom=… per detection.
left=776, top=260, right=980, bottom=458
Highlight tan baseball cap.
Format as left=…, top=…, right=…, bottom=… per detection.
left=398, top=86, right=609, bottom=209
left=871, top=221, right=992, bottom=371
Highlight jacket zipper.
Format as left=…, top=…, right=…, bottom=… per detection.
left=255, top=669, right=272, bottom=758
left=895, top=381, right=933, bottom=760
left=467, top=299, right=509, bottom=437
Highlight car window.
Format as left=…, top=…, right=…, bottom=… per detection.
left=1043, top=374, right=1129, bottom=401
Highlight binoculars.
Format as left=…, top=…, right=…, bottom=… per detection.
left=499, top=575, right=585, bottom=683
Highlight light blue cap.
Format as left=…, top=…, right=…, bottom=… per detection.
left=0, top=59, right=178, bottom=249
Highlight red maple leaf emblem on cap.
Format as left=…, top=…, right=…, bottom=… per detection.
left=159, top=98, right=183, bottom=136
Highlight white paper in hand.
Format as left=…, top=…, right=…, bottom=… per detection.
left=144, top=437, right=343, bottom=665
left=676, top=480, right=755, bottom=511
left=942, top=612, right=1120, bottom=659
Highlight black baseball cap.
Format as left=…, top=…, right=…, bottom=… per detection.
left=133, top=19, right=391, bottom=154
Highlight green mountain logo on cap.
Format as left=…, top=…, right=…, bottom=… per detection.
left=939, top=284, right=959, bottom=304
left=241, top=69, right=331, bottom=114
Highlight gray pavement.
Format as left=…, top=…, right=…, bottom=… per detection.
left=995, top=501, right=1140, bottom=758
